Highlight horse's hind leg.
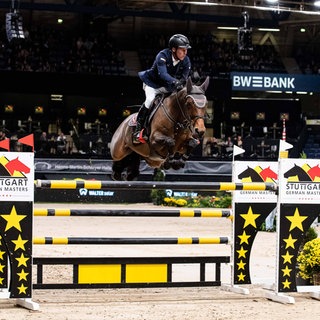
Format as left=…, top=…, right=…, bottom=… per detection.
left=111, top=160, right=124, bottom=181
left=126, top=153, right=141, bottom=181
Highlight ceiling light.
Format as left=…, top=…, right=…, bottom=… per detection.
left=6, top=12, right=25, bottom=42
left=315, top=0, right=320, bottom=7
left=258, top=28, right=280, bottom=32
left=217, top=26, right=238, bottom=30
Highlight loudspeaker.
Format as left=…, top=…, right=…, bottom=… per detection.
left=6, top=12, right=25, bottom=42
left=238, top=27, right=253, bottom=55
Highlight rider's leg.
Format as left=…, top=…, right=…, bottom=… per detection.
left=132, top=84, right=156, bottom=144
left=132, top=104, right=149, bottom=144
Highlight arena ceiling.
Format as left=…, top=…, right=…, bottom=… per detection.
left=1, top=0, right=320, bottom=29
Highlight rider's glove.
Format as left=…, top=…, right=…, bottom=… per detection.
left=174, top=80, right=184, bottom=91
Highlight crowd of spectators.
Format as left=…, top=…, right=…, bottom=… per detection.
left=0, top=24, right=287, bottom=78
left=0, top=25, right=127, bottom=75
left=138, top=32, right=286, bottom=79
left=3, top=24, right=320, bottom=77
left=294, top=46, right=320, bottom=75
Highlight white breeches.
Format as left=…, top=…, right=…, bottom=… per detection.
left=143, top=83, right=170, bottom=109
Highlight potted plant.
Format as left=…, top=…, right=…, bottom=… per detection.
left=297, top=237, right=320, bottom=285
left=150, top=168, right=167, bottom=205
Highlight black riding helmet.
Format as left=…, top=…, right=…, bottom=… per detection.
left=168, top=34, right=191, bottom=49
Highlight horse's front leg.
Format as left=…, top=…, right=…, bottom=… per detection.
left=182, top=137, right=200, bottom=163
left=171, top=138, right=200, bottom=170
left=151, top=134, right=176, bottom=154
left=151, top=134, right=176, bottom=170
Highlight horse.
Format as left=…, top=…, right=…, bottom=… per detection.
left=283, top=164, right=312, bottom=181
left=237, top=166, right=264, bottom=182
left=307, top=164, right=320, bottom=181
left=5, top=157, right=30, bottom=175
left=110, top=76, right=210, bottom=180
left=259, top=166, right=278, bottom=182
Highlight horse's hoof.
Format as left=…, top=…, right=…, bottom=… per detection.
left=163, top=162, right=171, bottom=170
left=126, top=174, right=138, bottom=181
left=111, top=172, right=122, bottom=181
left=171, top=159, right=185, bottom=170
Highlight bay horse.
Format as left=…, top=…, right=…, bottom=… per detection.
left=110, top=76, right=209, bottom=180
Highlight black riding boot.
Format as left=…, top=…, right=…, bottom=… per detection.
left=133, top=104, right=149, bottom=144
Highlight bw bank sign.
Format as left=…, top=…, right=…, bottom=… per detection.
left=231, top=72, right=320, bottom=92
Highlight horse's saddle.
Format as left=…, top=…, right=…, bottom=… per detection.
left=128, top=94, right=168, bottom=129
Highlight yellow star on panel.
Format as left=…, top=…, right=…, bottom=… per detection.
left=282, top=265, right=292, bottom=277
left=286, top=208, right=307, bottom=232
left=17, top=283, right=28, bottom=294
left=0, top=277, right=3, bottom=285
left=237, top=246, right=248, bottom=258
left=282, top=278, right=291, bottom=289
left=17, top=269, right=29, bottom=281
left=1, top=206, right=26, bottom=232
left=282, top=251, right=294, bottom=264
left=240, top=206, right=260, bottom=228
left=0, top=250, right=5, bottom=260
left=238, top=230, right=251, bottom=245
left=237, top=260, right=246, bottom=270
left=237, top=272, right=246, bottom=281
left=0, top=264, right=5, bottom=272
left=283, top=234, right=297, bottom=249
left=15, top=253, right=29, bottom=267
left=12, top=234, right=28, bottom=251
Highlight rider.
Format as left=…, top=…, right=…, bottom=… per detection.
left=132, top=33, right=192, bottom=144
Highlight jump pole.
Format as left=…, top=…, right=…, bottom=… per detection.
left=33, top=208, right=233, bottom=218
left=33, top=236, right=230, bottom=245
left=35, top=180, right=277, bottom=191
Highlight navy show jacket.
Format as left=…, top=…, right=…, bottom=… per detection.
left=138, top=48, right=191, bottom=91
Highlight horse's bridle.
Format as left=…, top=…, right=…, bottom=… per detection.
left=161, top=89, right=208, bottom=133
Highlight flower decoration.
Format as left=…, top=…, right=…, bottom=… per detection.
left=297, top=238, right=320, bottom=282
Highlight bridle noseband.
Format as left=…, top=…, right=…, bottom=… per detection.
left=161, top=87, right=207, bottom=133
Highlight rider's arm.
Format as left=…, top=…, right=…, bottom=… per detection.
left=155, top=51, right=179, bottom=87
left=180, top=56, right=191, bottom=81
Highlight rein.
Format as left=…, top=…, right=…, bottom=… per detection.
left=161, top=90, right=205, bottom=133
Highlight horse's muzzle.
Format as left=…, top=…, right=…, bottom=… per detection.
left=194, top=127, right=205, bottom=139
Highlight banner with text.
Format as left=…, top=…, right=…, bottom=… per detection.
left=231, top=72, right=320, bottom=92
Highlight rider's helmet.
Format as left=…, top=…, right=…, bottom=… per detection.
left=168, top=34, right=191, bottom=49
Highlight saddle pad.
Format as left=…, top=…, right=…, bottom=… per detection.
left=128, top=115, right=137, bottom=127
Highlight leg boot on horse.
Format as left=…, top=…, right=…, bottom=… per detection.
left=132, top=104, right=149, bottom=144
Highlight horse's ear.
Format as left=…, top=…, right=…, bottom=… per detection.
left=200, top=76, right=210, bottom=93
left=186, top=77, right=193, bottom=94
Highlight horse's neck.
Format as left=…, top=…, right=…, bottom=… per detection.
left=163, top=93, right=185, bottom=121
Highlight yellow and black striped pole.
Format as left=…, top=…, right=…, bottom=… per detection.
left=33, top=236, right=230, bottom=245
left=33, top=208, right=232, bottom=218
left=35, top=180, right=277, bottom=191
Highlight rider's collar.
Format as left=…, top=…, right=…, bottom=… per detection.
left=172, top=55, right=180, bottom=66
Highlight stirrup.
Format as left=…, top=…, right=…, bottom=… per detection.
left=132, top=129, right=147, bottom=144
